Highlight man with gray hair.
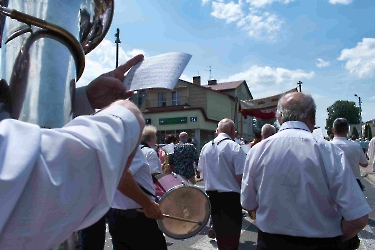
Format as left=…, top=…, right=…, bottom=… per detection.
left=241, top=92, right=371, bottom=249
left=261, top=124, right=276, bottom=140
left=140, top=125, right=163, bottom=175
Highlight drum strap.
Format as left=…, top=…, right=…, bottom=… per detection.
left=137, top=183, right=159, bottom=202
left=140, top=143, right=151, bottom=149
left=211, top=137, right=232, bottom=145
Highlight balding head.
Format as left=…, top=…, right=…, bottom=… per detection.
left=179, top=132, right=188, bottom=142
left=218, top=118, right=235, bottom=139
left=261, top=124, right=276, bottom=139
left=275, top=92, right=316, bottom=131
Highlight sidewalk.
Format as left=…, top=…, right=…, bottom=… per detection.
left=360, top=164, right=375, bottom=184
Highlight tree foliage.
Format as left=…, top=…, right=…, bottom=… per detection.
left=365, top=124, right=372, bottom=139
left=352, top=126, right=359, bottom=139
left=326, top=100, right=360, bottom=136
left=253, top=118, right=278, bottom=132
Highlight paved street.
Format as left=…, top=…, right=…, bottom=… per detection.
left=102, top=171, right=375, bottom=249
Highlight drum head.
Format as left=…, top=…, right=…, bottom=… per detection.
left=157, top=186, right=210, bottom=239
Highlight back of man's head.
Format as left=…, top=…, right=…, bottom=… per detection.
left=218, top=118, right=235, bottom=139
left=276, top=92, right=316, bottom=130
left=254, top=130, right=262, bottom=140
left=261, top=124, right=276, bottom=139
left=179, top=132, right=188, bottom=142
left=333, top=118, right=348, bottom=136
left=164, top=134, right=175, bottom=144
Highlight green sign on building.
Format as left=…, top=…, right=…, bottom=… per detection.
left=159, top=117, right=187, bottom=125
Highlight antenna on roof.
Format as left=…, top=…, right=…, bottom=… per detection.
left=205, top=66, right=212, bottom=80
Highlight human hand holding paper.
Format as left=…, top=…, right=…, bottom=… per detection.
left=123, top=52, right=192, bottom=91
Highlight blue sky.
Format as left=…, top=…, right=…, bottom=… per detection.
left=78, top=0, right=375, bottom=133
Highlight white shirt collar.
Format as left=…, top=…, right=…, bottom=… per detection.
left=279, top=121, right=311, bottom=133
left=332, top=137, right=347, bottom=141
left=215, top=133, right=232, bottom=142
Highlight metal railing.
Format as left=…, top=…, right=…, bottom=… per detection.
left=144, top=96, right=190, bottom=108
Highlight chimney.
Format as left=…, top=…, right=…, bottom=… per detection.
left=208, top=79, right=217, bottom=85
left=193, top=76, right=201, bottom=85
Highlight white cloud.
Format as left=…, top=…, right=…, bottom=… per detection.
left=211, top=1, right=244, bottom=23
left=202, top=0, right=212, bottom=5
left=180, top=74, right=192, bottom=82
left=246, top=0, right=292, bottom=8
left=328, top=0, right=353, bottom=5
left=316, top=58, right=331, bottom=68
left=338, top=38, right=375, bottom=78
left=208, top=1, right=283, bottom=41
left=237, top=9, right=282, bottom=41
left=220, top=65, right=314, bottom=96
left=77, top=39, right=146, bottom=88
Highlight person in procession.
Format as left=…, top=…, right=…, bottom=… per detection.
left=0, top=55, right=151, bottom=249
left=140, top=125, right=163, bottom=175
left=198, top=118, right=246, bottom=250
left=169, top=131, right=199, bottom=184
left=241, top=92, right=371, bottom=250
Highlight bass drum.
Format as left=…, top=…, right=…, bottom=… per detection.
left=157, top=185, right=210, bottom=240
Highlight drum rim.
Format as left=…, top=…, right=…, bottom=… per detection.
left=157, top=185, right=211, bottom=240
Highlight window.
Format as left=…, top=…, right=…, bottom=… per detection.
left=172, top=91, right=180, bottom=106
left=131, top=91, right=146, bottom=108
left=158, top=93, right=166, bottom=107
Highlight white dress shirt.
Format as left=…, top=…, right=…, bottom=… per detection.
left=198, top=133, right=246, bottom=193
left=0, top=104, right=141, bottom=249
left=241, top=121, right=371, bottom=238
left=368, top=137, right=375, bottom=168
left=141, top=146, right=163, bottom=174
left=112, top=147, right=156, bottom=210
left=162, top=143, right=174, bottom=154
left=331, top=137, right=368, bottom=179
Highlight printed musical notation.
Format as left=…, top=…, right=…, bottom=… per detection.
left=123, top=52, right=192, bottom=91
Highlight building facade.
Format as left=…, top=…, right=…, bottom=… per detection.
left=132, top=76, right=254, bottom=151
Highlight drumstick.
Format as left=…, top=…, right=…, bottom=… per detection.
left=136, top=209, right=203, bottom=225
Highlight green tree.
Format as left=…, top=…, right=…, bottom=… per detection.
left=352, top=126, right=359, bottom=139
left=365, top=124, right=372, bottom=139
left=253, top=118, right=278, bottom=132
left=326, top=100, right=360, bottom=136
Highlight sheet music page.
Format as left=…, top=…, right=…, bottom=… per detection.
left=123, top=52, right=192, bottom=91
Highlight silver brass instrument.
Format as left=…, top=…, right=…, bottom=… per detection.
left=0, top=0, right=113, bottom=128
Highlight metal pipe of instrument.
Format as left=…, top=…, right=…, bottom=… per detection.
left=0, top=0, right=113, bottom=128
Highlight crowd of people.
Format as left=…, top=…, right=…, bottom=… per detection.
left=0, top=51, right=373, bottom=250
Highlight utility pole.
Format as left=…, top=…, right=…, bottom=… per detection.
left=297, top=81, right=303, bottom=92
left=115, top=28, right=121, bottom=68
left=355, top=94, right=362, bottom=137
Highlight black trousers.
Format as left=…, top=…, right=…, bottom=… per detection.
left=109, top=208, right=167, bottom=250
left=207, top=191, right=242, bottom=250
left=257, top=229, right=343, bottom=250
left=80, top=213, right=107, bottom=250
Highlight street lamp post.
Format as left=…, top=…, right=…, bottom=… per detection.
left=354, top=94, right=362, bottom=137
left=115, top=28, right=121, bottom=68
left=297, top=81, right=303, bottom=92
